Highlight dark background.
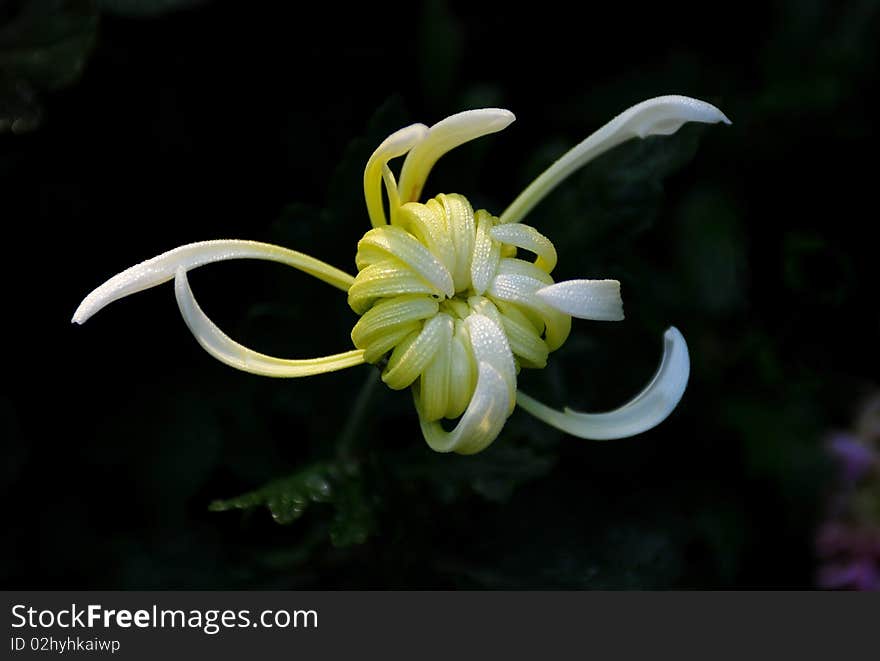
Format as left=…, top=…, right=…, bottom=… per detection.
left=2, top=0, right=877, bottom=588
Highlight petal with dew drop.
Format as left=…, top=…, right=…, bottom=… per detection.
left=350, top=294, right=438, bottom=353
left=486, top=272, right=571, bottom=351
left=397, top=201, right=456, bottom=276
left=419, top=321, right=453, bottom=422
left=364, top=123, right=429, bottom=228
left=416, top=360, right=510, bottom=455
left=490, top=223, right=557, bottom=272
left=516, top=327, right=689, bottom=440
left=347, top=259, right=436, bottom=315
left=535, top=279, right=623, bottom=321
left=464, top=306, right=518, bottom=412
left=438, top=193, right=476, bottom=292
left=72, top=240, right=355, bottom=325
left=470, top=210, right=501, bottom=296
left=356, top=226, right=454, bottom=298
left=446, top=319, right=476, bottom=419
left=382, top=313, right=454, bottom=390
left=415, top=313, right=517, bottom=454
left=493, top=301, right=549, bottom=369
left=500, top=96, right=730, bottom=225
left=173, top=268, right=365, bottom=378
left=397, top=108, right=515, bottom=204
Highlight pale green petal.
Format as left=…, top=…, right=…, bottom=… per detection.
left=486, top=273, right=571, bottom=350
left=350, top=294, right=438, bottom=352
left=364, top=123, right=429, bottom=228
left=470, top=209, right=501, bottom=296
left=361, top=322, right=422, bottom=365
left=173, top=268, right=365, bottom=378
left=419, top=322, right=453, bottom=422
left=500, top=96, right=730, bottom=224
left=493, top=300, right=549, bottom=369
left=356, top=226, right=454, bottom=298
left=347, top=258, right=435, bottom=315
left=72, top=240, right=356, bottom=324
left=397, top=108, right=515, bottom=203
left=445, top=319, right=476, bottom=419
left=535, top=279, right=624, bottom=321
left=397, top=201, right=456, bottom=275
left=382, top=313, right=453, bottom=390
left=464, top=304, right=517, bottom=412
left=490, top=223, right=557, bottom=272
left=438, top=193, right=476, bottom=292
left=496, top=257, right=554, bottom=285
left=416, top=360, right=510, bottom=455
left=517, top=327, right=689, bottom=439
left=416, top=313, right=515, bottom=453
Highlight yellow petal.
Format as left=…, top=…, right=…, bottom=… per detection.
left=397, top=108, right=514, bottom=203
left=174, top=268, right=364, bottom=378
left=364, top=123, right=429, bottom=228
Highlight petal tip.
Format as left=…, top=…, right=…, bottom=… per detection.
left=493, top=108, right=516, bottom=126
left=632, top=95, right=731, bottom=137
left=469, top=107, right=515, bottom=126
left=71, top=295, right=99, bottom=325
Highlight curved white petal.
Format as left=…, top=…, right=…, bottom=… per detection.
left=517, top=327, right=689, bottom=439
left=535, top=279, right=623, bottom=321
left=416, top=360, right=510, bottom=455
left=470, top=210, right=501, bottom=295
left=490, top=222, right=558, bottom=272
left=397, top=108, right=515, bottom=204
left=174, top=268, right=365, bottom=377
left=364, top=123, right=429, bottom=228
left=72, top=240, right=355, bottom=324
left=465, top=308, right=518, bottom=408
left=500, top=96, right=730, bottom=224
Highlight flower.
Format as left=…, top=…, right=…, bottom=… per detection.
left=816, top=523, right=880, bottom=590
left=827, top=432, right=877, bottom=484
left=73, top=95, right=730, bottom=454
left=816, top=393, right=880, bottom=590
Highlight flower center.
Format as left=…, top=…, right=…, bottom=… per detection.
left=348, top=193, right=571, bottom=423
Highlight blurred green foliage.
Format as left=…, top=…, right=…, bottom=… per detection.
left=0, top=0, right=97, bottom=132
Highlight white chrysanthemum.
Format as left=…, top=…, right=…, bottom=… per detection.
left=73, top=95, right=730, bottom=454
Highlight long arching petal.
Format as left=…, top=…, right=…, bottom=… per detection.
left=397, top=108, right=515, bottom=204
left=72, top=240, right=355, bottom=324
left=174, top=268, right=365, bottom=377
left=364, top=123, right=429, bottom=228
left=516, top=327, right=689, bottom=439
left=500, top=96, right=730, bottom=224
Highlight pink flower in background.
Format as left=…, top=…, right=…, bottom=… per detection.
left=816, top=395, right=880, bottom=590
left=827, top=433, right=876, bottom=484
left=816, top=523, right=880, bottom=590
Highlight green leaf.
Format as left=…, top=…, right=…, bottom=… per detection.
left=0, top=0, right=98, bottom=132
left=209, top=460, right=375, bottom=547
left=0, top=0, right=98, bottom=91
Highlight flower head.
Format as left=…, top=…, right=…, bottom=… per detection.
left=73, top=95, right=730, bottom=454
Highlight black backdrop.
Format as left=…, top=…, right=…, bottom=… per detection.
left=2, top=0, right=878, bottom=588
